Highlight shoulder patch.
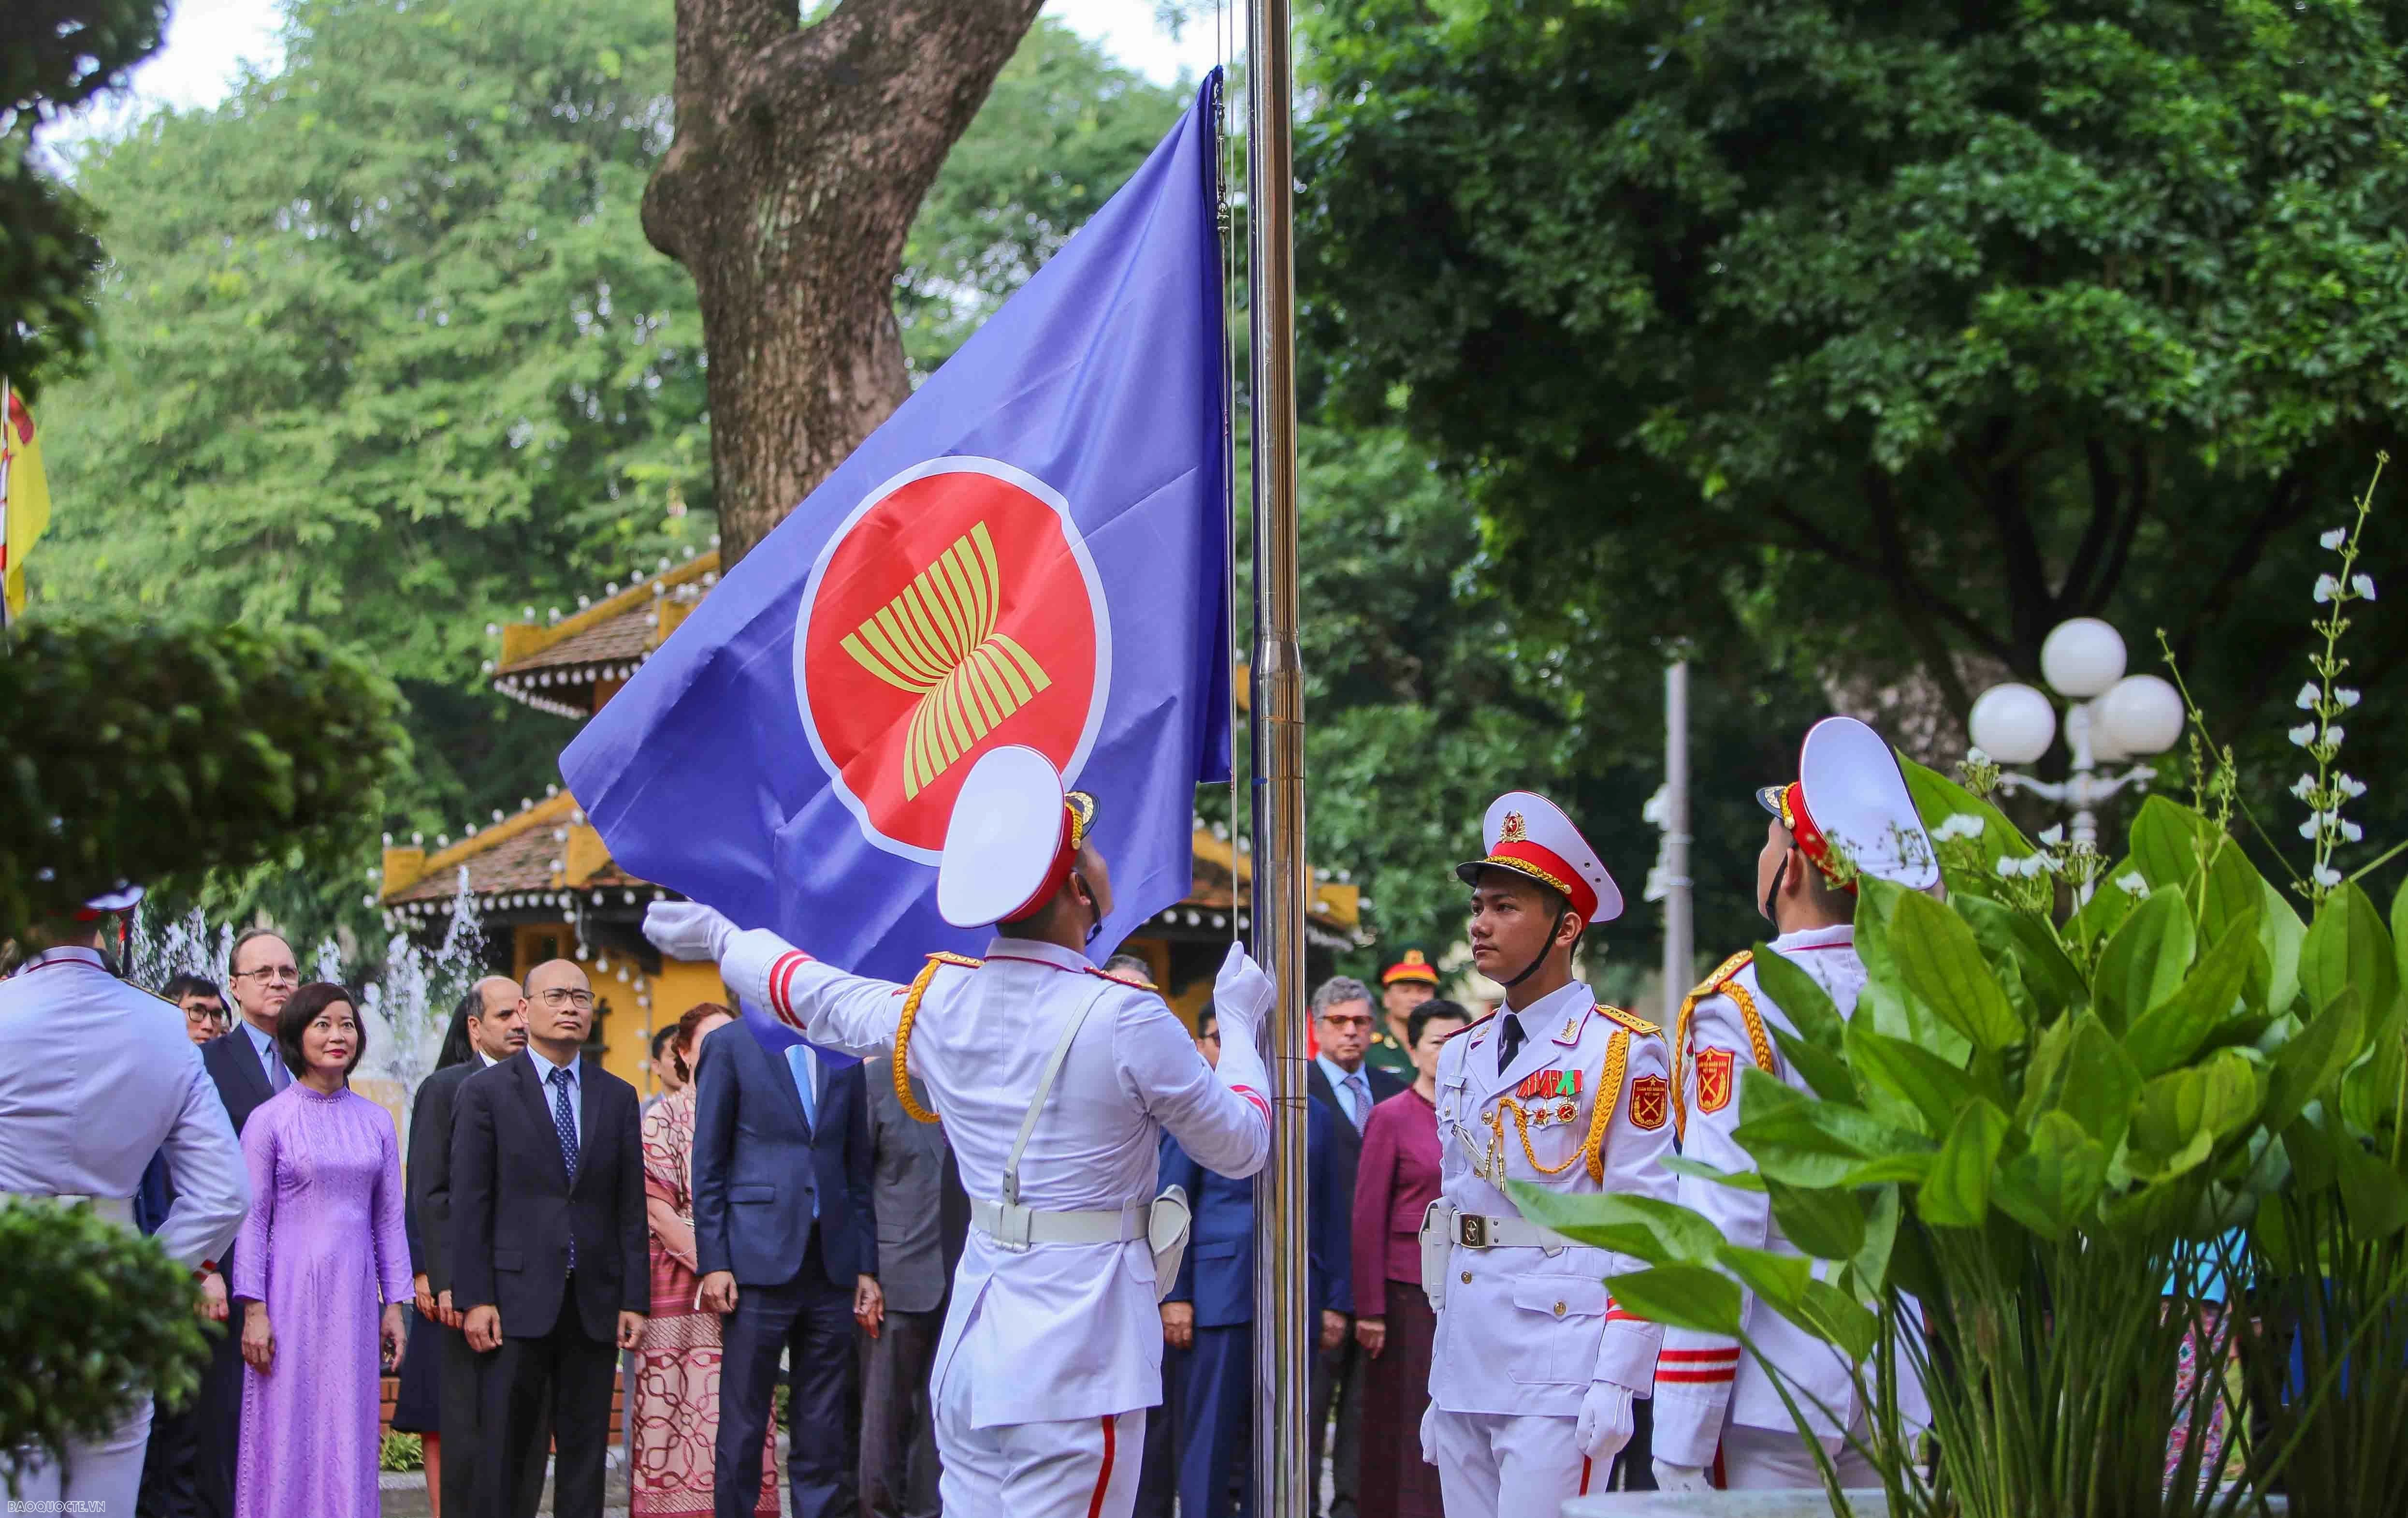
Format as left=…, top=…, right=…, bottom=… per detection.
left=1084, top=966, right=1155, bottom=992
left=927, top=951, right=984, bottom=971
left=1597, top=1003, right=1661, bottom=1037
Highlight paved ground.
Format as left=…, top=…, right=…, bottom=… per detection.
left=378, top=1442, right=794, bottom=1517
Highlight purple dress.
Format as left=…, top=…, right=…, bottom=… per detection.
left=231, top=1083, right=412, bottom=1518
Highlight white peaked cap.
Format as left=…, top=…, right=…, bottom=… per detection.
left=1777, top=717, right=1941, bottom=891
left=78, top=883, right=145, bottom=917
left=935, top=745, right=1090, bottom=928
left=1455, top=790, right=1623, bottom=924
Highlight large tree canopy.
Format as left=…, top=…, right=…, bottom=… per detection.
left=1300, top=0, right=2408, bottom=878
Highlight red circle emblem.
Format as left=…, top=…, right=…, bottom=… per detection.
left=795, top=459, right=1107, bottom=859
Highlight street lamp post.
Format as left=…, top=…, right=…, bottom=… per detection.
left=1966, top=617, right=2187, bottom=898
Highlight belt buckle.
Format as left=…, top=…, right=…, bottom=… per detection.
left=991, top=1201, right=1033, bottom=1253
left=1460, top=1213, right=1489, bottom=1249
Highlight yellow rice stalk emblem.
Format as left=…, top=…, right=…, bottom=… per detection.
left=840, top=522, right=1052, bottom=798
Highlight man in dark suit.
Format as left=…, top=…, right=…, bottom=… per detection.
left=189, top=928, right=299, bottom=1518
left=690, top=1014, right=873, bottom=1518
left=858, top=1051, right=971, bottom=1518
left=1304, top=977, right=1407, bottom=1518
left=1159, top=1004, right=1350, bottom=1518
left=453, top=959, right=647, bottom=1518
left=406, top=975, right=528, bottom=1518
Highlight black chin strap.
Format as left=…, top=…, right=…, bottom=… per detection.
left=1762, top=853, right=1788, bottom=925
left=1499, top=909, right=1573, bottom=991
left=1072, top=871, right=1103, bottom=946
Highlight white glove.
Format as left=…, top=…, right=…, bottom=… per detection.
left=1419, top=1401, right=1440, bottom=1467
left=1653, top=1460, right=1714, bottom=1492
left=644, top=900, right=738, bottom=964
left=1575, top=1380, right=1636, bottom=1463
left=1213, top=943, right=1277, bottom=1047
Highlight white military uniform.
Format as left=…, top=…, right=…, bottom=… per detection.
left=1654, top=717, right=1934, bottom=1489
left=0, top=940, right=251, bottom=1509
left=656, top=746, right=1271, bottom=1518
left=1425, top=790, right=1676, bottom=1515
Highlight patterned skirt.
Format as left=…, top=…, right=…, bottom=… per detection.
left=631, top=1241, right=776, bottom=1517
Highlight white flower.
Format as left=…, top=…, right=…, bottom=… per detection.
left=2302, top=816, right=2324, bottom=840
left=2326, top=725, right=2347, bottom=748
left=2291, top=724, right=2319, bottom=747
left=2337, top=774, right=2368, bottom=799
left=2356, top=574, right=2378, bottom=601
left=1966, top=746, right=1991, bottom=766
left=1932, top=813, right=1987, bottom=841
left=2337, top=687, right=2362, bottom=709
left=2323, top=527, right=2350, bottom=551
left=2316, top=574, right=2342, bottom=603
left=2298, top=682, right=2322, bottom=709
left=1993, top=857, right=2017, bottom=879
left=2038, top=824, right=2065, bottom=847
left=2342, top=820, right=2365, bottom=843
left=2117, top=872, right=2150, bottom=897
left=2292, top=774, right=2320, bottom=800
left=2313, top=865, right=2344, bottom=889
left=2033, top=852, right=2064, bottom=875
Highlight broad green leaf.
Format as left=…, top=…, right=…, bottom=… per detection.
left=1604, top=1266, right=1742, bottom=1336
left=1767, top=1178, right=1866, bottom=1261
left=1855, top=879, right=1971, bottom=1064
left=1734, top=1102, right=1934, bottom=1189
left=2017, top=1012, right=2077, bottom=1128
left=1849, top=1185, right=1902, bottom=1292
left=1739, top=1066, right=1809, bottom=1122
left=1715, top=1244, right=1812, bottom=1314
left=2260, top=879, right=2306, bottom=1017
left=2333, top=1132, right=2408, bottom=1239
left=2053, top=1014, right=2141, bottom=1152
left=2129, top=796, right=2212, bottom=895
left=2125, top=909, right=2262, bottom=1077
left=1846, top=1021, right=1982, bottom=1138
left=2263, top=991, right=2363, bottom=1136
left=1660, top=1155, right=1768, bottom=1193
left=1772, top=1026, right=1858, bottom=1106
left=1897, top=753, right=2035, bottom=877
left=1891, top=889, right=2023, bottom=1052
left=1829, top=1153, right=1938, bottom=1187
left=2301, top=882, right=2396, bottom=1034
left=2071, top=863, right=2139, bottom=952
left=2096, top=890, right=2196, bottom=1036
left=1992, top=1110, right=2106, bottom=1241
left=2130, top=1050, right=2262, bottom=1159
left=2339, top=1013, right=2407, bottom=1135
left=2284, top=1108, right=2341, bottom=1196
left=1955, top=893, right=2084, bottom=1013
left=1796, top=1278, right=1880, bottom=1363
left=1752, top=944, right=1847, bottom=1052
left=1507, top=1184, right=1724, bottom=1267
left=1919, top=1099, right=2009, bottom=1229
left=2199, top=837, right=2269, bottom=948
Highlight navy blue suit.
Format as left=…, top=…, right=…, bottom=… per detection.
left=691, top=1021, right=872, bottom=1518
left=1160, top=1100, right=1349, bottom=1518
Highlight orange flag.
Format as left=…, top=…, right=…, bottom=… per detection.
left=1, top=378, right=51, bottom=624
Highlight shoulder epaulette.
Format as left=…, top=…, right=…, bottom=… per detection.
left=1672, top=949, right=1770, bottom=1143
left=1085, top=966, right=1155, bottom=992
left=1596, top=1003, right=1661, bottom=1037
left=927, top=951, right=983, bottom=970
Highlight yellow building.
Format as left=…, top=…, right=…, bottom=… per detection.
left=380, top=551, right=1361, bottom=1095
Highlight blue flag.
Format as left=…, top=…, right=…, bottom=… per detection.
left=562, top=74, right=1232, bottom=1006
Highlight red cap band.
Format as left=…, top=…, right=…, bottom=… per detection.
left=1486, top=839, right=1599, bottom=922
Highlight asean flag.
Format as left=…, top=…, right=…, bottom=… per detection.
left=562, top=73, right=1233, bottom=988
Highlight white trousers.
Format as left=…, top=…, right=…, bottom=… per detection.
left=1719, top=1420, right=1878, bottom=1490
left=1429, top=1408, right=1597, bottom=1518
left=13, top=1394, right=152, bottom=1513
left=933, top=1364, right=1143, bottom=1518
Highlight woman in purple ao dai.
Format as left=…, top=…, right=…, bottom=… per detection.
left=231, top=981, right=412, bottom=1518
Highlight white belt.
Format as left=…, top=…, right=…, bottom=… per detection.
left=1, top=1191, right=135, bottom=1228
left=970, top=1197, right=1149, bottom=1251
left=1449, top=1211, right=1572, bottom=1251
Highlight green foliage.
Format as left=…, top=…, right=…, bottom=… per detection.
left=0, top=620, right=403, bottom=937
left=379, top=1431, right=423, bottom=1473
left=0, top=1201, right=210, bottom=1491
left=0, top=0, right=169, bottom=393
left=1298, top=0, right=2408, bottom=886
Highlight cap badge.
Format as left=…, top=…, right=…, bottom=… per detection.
left=1499, top=810, right=1528, bottom=844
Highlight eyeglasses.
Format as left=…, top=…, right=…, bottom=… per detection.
left=1320, top=1014, right=1375, bottom=1033
left=1199, top=1030, right=1221, bottom=1044
left=232, top=965, right=300, bottom=985
left=536, top=988, right=596, bottom=1010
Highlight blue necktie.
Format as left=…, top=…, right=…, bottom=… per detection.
left=785, top=1046, right=821, bottom=1221
left=549, top=1066, right=579, bottom=1270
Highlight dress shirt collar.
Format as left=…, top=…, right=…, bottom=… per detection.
left=981, top=935, right=1094, bottom=974
left=526, top=1045, right=580, bottom=1087
left=1316, top=1051, right=1366, bottom=1091
left=1500, top=977, right=1591, bottom=1032
left=478, top=1051, right=498, bottom=1068
left=241, top=1019, right=277, bottom=1062
left=1769, top=923, right=1855, bottom=954
left=8, top=946, right=109, bottom=976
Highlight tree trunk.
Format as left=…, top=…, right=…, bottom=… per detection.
left=642, top=0, right=1046, bottom=568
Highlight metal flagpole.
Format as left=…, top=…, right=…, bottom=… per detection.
left=1662, top=662, right=1693, bottom=1024
left=1, top=376, right=14, bottom=633
left=1244, top=0, right=1310, bottom=1503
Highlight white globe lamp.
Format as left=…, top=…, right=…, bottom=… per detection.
left=1969, top=683, right=2057, bottom=766
left=2099, top=674, right=2185, bottom=758
left=2040, top=617, right=2127, bottom=698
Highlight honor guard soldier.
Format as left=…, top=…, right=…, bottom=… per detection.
left=0, top=885, right=250, bottom=1511
left=1421, top=792, right=1676, bottom=1514
left=1652, top=717, right=1937, bottom=1492
left=644, top=744, right=1271, bottom=1518
left=1364, top=948, right=1440, bottom=1080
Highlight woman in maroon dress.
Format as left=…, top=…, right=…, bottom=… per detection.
left=1351, top=999, right=1472, bottom=1518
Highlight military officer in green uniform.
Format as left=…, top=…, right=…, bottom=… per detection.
left=1363, top=949, right=1439, bottom=1080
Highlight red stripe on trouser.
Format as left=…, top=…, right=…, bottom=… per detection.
left=1657, top=1369, right=1735, bottom=1383
left=1659, top=1348, right=1739, bottom=1362
left=1086, top=1414, right=1117, bottom=1518
left=1712, top=1445, right=1727, bottom=1489
left=1580, top=1456, right=1593, bottom=1495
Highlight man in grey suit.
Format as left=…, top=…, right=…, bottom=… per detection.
left=857, top=1052, right=969, bottom=1518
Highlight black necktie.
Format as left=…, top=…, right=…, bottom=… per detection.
left=1496, top=1012, right=1525, bottom=1074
